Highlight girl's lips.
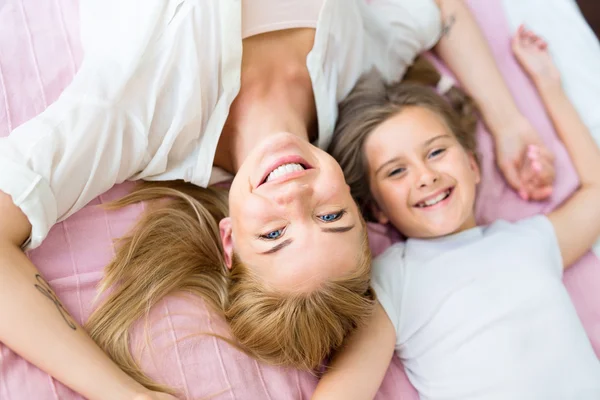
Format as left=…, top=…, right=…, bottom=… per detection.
left=414, top=186, right=455, bottom=209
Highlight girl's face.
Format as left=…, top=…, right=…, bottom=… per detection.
left=364, top=106, right=480, bottom=239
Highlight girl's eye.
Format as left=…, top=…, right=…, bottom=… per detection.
left=260, top=228, right=284, bottom=240
left=388, top=167, right=406, bottom=177
left=429, top=148, right=446, bottom=158
left=318, top=209, right=346, bottom=222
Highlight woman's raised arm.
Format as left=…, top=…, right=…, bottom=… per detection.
left=433, top=0, right=554, bottom=201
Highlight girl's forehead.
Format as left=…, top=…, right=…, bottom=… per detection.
left=367, top=119, right=453, bottom=155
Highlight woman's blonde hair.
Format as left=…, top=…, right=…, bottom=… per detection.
left=85, top=181, right=375, bottom=394
left=329, top=56, right=479, bottom=221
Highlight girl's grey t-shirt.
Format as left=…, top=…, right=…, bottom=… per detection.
left=372, top=215, right=600, bottom=400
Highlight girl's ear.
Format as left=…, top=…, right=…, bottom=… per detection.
left=469, top=153, right=481, bottom=184
left=370, top=202, right=390, bottom=225
left=219, top=217, right=234, bottom=269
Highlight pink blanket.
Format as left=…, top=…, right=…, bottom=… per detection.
left=0, top=0, right=598, bottom=399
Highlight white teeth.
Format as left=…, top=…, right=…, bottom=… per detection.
left=417, top=190, right=450, bottom=208
left=266, top=163, right=305, bottom=182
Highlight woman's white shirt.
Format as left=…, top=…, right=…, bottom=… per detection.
left=0, top=0, right=441, bottom=249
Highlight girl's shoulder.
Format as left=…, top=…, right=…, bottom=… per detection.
left=373, top=241, right=407, bottom=267
left=483, top=215, right=554, bottom=238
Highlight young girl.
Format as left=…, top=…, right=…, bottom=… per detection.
left=314, top=26, right=600, bottom=399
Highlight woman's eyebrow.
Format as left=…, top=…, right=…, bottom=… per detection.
left=261, top=225, right=355, bottom=254
left=320, top=225, right=355, bottom=233
left=261, top=239, right=293, bottom=255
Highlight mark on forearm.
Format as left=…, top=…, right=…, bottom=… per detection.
left=34, top=274, right=77, bottom=330
left=441, top=14, right=456, bottom=37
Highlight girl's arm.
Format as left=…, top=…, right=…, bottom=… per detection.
left=511, top=27, right=600, bottom=267
left=0, top=194, right=173, bottom=400
left=312, top=303, right=396, bottom=400
left=546, top=82, right=600, bottom=267
left=433, top=0, right=554, bottom=201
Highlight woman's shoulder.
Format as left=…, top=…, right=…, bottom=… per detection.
left=314, top=0, right=442, bottom=149
left=317, top=0, right=441, bottom=73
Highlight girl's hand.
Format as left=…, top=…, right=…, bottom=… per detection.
left=511, top=24, right=561, bottom=89
left=492, top=24, right=563, bottom=202
left=494, top=119, right=555, bottom=201
left=519, top=144, right=555, bottom=200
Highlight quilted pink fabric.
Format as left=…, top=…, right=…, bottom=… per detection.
left=0, top=0, right=598, bottom=399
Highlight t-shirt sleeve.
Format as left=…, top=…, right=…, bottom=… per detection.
left=0, top=98, right=147, bottom=250
left=515, top=215, right=563, bottom=277
left=79, top=0, right=184, bottom=60
left=361, top=0, right=442, bottom=83
left=371, top=243, right=407, bottom=338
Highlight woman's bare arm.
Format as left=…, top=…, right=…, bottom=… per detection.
left=312, top=303, right=396, bottom=400
left=433, top=0, right=554, bottom=201
left=0, top=192, right=169, bottom=400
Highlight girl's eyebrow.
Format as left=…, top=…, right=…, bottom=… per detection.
left=375, top=134, right=451, bottom=176
left=375, top=156, right=403, bottom=175
left=423, top=134, right=451, bottom=147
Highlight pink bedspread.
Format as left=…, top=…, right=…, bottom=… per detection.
left=0, top=0, right=598, bottom=399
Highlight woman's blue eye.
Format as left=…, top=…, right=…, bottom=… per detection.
left=429, top=148, right=446, bottom=158
left=319, top=210, right=346, bottom=222
left=261, top=229, right=283, bottom=240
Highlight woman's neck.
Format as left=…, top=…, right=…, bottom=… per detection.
left=214, top=29, right=317, bottom=174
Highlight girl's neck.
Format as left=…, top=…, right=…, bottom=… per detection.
left=455, top=213, right=478, bottom=235
left=406, top=213, right=478, bottom=241
left=214, top=29, right=318, bottom=174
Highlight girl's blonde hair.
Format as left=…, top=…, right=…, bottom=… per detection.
left=85, top=181, right=375, bottom=394
left=329, top=56, right=479, bottom=221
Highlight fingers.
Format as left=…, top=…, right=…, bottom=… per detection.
left=516, top=24, right=547, bottom=50
left=500, top=152, right=553, bottom=202
left=498, top=158, right=523, bottom=194
left=527, top=143, right=555, bottom=163
left=520, top=160, right=553, bottom=201
left=523, top=145, right=555, bottom=184
left=519, top=145, right=555, bottom=201
left=531, top=153, right=555, bottom=184
left=528, top=185, right=553, bottom=201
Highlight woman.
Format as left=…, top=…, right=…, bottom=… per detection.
left=0, top=0, right=554, bottom=398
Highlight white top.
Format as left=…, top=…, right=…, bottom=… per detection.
left=372, top=216, right=600, bottom=400
left=0, top=0, right=441, bottom=249
left=241, top=0, right=323, bottom=39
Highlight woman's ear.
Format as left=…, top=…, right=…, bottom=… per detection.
left=219, top=217, right=234, bottom=269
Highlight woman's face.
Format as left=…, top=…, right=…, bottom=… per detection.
left=221, top=132, right=365, bottom=292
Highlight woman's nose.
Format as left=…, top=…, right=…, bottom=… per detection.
left=273, top=181, right=313, bottom=207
